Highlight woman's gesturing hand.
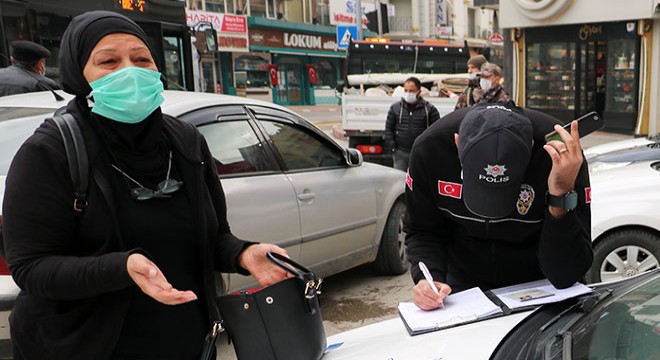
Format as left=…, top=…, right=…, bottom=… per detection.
left=126, top=253, right=198, bottom=305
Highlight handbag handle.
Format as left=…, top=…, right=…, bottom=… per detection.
left=267, top=252, right=322, bottom=299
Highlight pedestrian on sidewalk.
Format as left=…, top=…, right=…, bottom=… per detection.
left=385, top=77, right=440, bottom=171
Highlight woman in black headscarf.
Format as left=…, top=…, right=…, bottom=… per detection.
left=2, top=11, right=289, bottom=359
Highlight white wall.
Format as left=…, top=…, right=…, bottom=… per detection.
left=501, top=0, right=658, bottom=28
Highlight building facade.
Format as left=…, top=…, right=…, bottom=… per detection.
left=501, top=0, right=660, bottom=135
left=188, top=0, right=500, bottom=105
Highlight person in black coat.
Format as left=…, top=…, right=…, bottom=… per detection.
left=384, top=77, right=440, bottom=171
left=2, top=11, right=289, bottom=359
left=405, top=103, right=593, bottom=310
left=0, top=40, right=61, bottom=96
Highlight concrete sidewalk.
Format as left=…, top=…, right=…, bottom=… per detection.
left=285, top=104, right=341, bottom=113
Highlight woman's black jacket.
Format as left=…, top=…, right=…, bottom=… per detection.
left=2, top=99, right=249, bottom=359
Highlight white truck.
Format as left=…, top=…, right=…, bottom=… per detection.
left=340, top=73, right=466, bottom=165
left=339, top=40, right=470, bottom=166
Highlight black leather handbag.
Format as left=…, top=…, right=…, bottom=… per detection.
left=213, top=252, right=326, bottom=360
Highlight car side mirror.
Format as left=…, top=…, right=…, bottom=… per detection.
left=345, top=148, right=363, bottom=167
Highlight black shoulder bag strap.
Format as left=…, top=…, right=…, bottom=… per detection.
left=52, top=114, right=89, bottom=213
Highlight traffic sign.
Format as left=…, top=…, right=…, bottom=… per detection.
left=337, top=25, right=358, bottom=50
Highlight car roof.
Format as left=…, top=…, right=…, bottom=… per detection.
left=0, top=90, right=303, bottom=121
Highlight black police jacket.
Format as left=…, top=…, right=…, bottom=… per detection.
left=404, top=107, right=593, bottom=292
left=385, top=98, right=440, bottom=152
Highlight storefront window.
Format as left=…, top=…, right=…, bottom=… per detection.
left=249, top=0, right=278, bottom=18
left=313, top=0, right=330, bottom=25
left=606, top=38, right=637, bottom=113
left=311, top=59, right=336, bottom=88
left=235, top=54, right=270, bottom=87
left=526, top=42, right=576, bottom=111
left=205, top=0, right=235, bottom=13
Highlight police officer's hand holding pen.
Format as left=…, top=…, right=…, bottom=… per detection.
left=413, top=261, right=452, bottom=311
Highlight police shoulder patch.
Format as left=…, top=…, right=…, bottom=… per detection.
left=516, top=184, right=535, bottom=215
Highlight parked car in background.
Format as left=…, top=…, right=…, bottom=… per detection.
left=323, top=269, right=660, bottom=359
left=0, top=90, right=408, bottom=357
left=587, top=138, right=660, bottom=283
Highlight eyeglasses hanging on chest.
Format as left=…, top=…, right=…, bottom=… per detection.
left=111, top=150, right=183, bottom=201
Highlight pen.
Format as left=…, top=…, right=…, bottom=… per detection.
left=418, top=261, right=440, bottom=295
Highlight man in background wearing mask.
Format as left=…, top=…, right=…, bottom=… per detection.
left=0, top=40, right=60, bottom=96
left=472, top=63, right=513, bottom=106
left=452, top=54, right=488, bottom=110
left=385, top=77, right=440, bottom=171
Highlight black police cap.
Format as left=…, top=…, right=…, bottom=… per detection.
left=10, top=40, right=51, bottom=62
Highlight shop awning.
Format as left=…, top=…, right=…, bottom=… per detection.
left=250, top=45, right=346, bottom=58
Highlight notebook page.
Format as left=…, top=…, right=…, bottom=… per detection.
left=398, top=287, right=503, bottom=332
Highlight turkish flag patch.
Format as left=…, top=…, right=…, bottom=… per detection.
left=406, top=169, right=413, bottom=191
left=585, top=187, right=591, bottom=203
left=438, top=180, right=462, bottom=199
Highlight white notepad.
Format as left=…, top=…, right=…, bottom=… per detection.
left=398, top=287, right=503, bottom=334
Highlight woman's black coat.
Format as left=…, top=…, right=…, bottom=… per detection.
left=2, top=99, right=249, bottom=359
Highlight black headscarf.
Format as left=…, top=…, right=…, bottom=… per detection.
left=59, top=11, right=159, bottom=98
left=59, top=11, right=169, bottom=185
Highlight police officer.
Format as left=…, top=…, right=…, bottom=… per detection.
left=404, top=103, right=593, bottom=310
left=0, top=40, right=60, bottom=96
left=384, top=77, right=440, bottom=171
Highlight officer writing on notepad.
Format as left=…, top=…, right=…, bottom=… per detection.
left=404, top=103, right=593, bottom=310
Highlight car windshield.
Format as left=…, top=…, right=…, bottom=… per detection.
left=571, top=276, right=660, bottom=359
left=0, top=107, right=54, bottom=174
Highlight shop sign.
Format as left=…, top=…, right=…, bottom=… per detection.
left=436, top=26, right=452, bottom=37
left=186, top=10, right=247, bottom=34
left=436, top=0, right=447, bottom=25
left=187, top=10, right=249, bottom=52
left=328, top=0, right=373, bottom=26
left=250, top=29, right=339, bottom=52
left=578, top=24, right=603, bottom=41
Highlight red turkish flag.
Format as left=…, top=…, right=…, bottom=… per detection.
left=307, top=65, right=317, bottom=85
left=405, top=169, right=413, bottom=191
left=438, top=181, right=462, bottom=199
left=267, top=65, right=278, bottom=87
left=585, top=187, right=591, bottom=203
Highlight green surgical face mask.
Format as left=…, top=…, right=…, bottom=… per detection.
left=89, top=66, right=164, bottom=124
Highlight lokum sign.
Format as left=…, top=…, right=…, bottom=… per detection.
left=249, top=28, right=339, bottom=52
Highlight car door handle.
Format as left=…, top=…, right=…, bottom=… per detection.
left=297, top=192, right=316, bottom=201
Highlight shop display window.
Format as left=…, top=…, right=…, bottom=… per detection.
left=234, top=55, right=270, bottom=87
left=311, top=59, right=337, bottom=88
left=526, top=42, right=576, bottom=111
left=606, top=38, right=637, bottom=113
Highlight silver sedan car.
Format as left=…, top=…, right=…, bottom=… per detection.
left=0, top=90, right=407, bottom=355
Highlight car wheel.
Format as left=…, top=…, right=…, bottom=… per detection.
left=587, top=229, right=660, bottom=283
left=373, top=200, right=407, bottom=275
